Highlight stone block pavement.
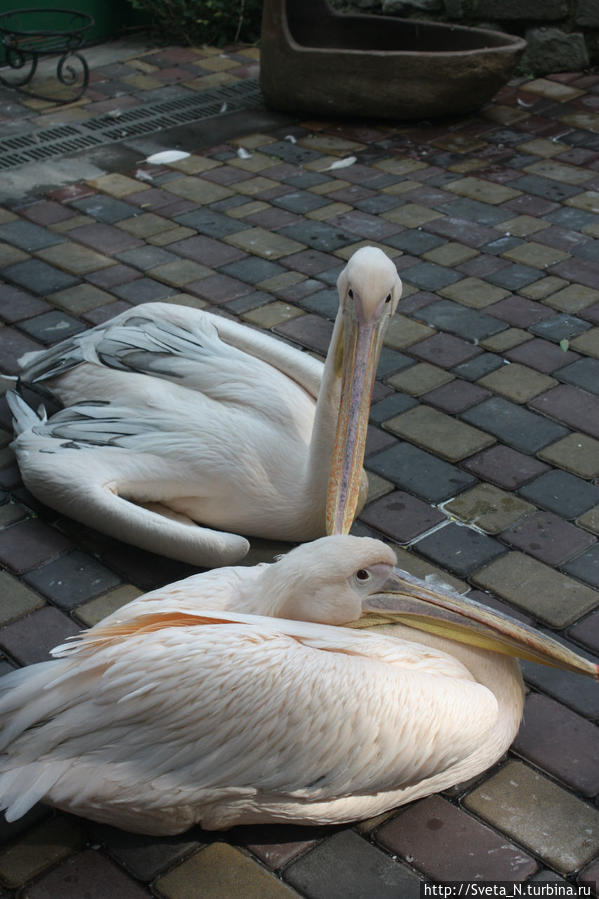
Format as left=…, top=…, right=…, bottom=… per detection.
left=0, top=39, right=598, bottom=897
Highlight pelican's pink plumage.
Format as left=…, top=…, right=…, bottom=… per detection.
left=0, top=535, right=595, bottom=835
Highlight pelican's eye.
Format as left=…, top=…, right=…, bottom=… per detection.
left=348, top=288, right=354, bottom=300
left=385, top=293, right=392, bottom=303
left=355, top=568, right=371, bottom=582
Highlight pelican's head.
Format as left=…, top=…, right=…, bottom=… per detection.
left=327, top=247, right=402, bottom=536
left=261, top=535, right=597, bottom=680
left=260, top=535, right=397, bottom=625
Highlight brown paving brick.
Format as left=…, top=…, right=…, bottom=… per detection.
left=383, top=314, right=434, bottom=350
left=243, top=302, right=303, bottom=328
left=0, top=570, right=44, bottom=626
left=539, top=432, right=599, bottom=479
left=35, top=242, right=112, bottom=275
left=22, top=849, right=149, bottom=898
left=86, top=263, right=142, bottom=289
left=232, top=823, right=328, bottom=871
left=570, top=326, right=599, bottom=358
left=0, top=286, right=50, bottom=323
left=0, top=815, right=84, bottom=888
left=387, top=363, right=453, bottom=396
left=75, top=584, right=142, bottom=627
left=20, top=200, right=75, bottom=226
left=478, top=363, right=557, bottom=404
left=116, top=212, right=179, bottom=238
left=472, top=551, right=598, bottom=627
left=578, top=507, right=599, bottom=537
left=410, top=333, right=481, bottom=369
left=445, top=483, right=534, bottom=534
left=0, top=329, right=42, bottom=374
left=0, top=519, right=72, bottom=574
left=360, top=490, right=444, bottom=543
left=169, top=235, right=245, bottom=267
left=163, top=176, right=232, bottom=206
left=0, top=605, right=78, bottom=665
left=439, top=277, right=510, bottom=309
left=513, top=692, right=599, bottom=797
left=49, top=283, right=113, bottom=315
left=480, top=327, right=531, bottom=353
left=87, top=173, right=149, bottom=197
left=545, top=285, right=599, bottom=315
left=506, top=338, right=581, bottom=374
left=155, top=842, right=296, bottom=898
left=464, top=761, right=599, bottom=874
left=520, top=275, right=569, bottom=301
left=275, top=313, right=332, bottom=355
left=68, top=222, right=142, bottom=255
left=385, top=405, right=495, bottom=462
left=421, top=379, right=489, bottom=414
left=190, top=273, right=251, bottom=304
left=551, top=257, right=599, bottom=291
left=530, top=384, right=599, bottom=439
left=377, top=796, right=537, bottom=881
left=501, top=511, right=596, bottom=565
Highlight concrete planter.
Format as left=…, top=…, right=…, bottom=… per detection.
left=260, top=0, right=526, bottom=119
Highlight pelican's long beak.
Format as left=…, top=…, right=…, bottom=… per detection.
left=326, top=303, right=388, bottom=537
left=355, top=569, right=599, bottom=680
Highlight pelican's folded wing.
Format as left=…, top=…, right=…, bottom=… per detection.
left=0, top=614, right=498, bottom=833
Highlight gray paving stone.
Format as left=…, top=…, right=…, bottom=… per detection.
left=18, top=310, right=85, bottom=345
left=116, top=245, right=179, bottom=271
left=530, top=313, right=592, bottom=343
left=174, top=207, right=247, bottom=236
left=0, top=220, right=64, bottom=252
left=72, top=195, right=138, bottom=223
left=519, top=469, right=599, bottom=520
left=386, top=230, right=445, bottom=255
left=368, top=441, right=476, bottom=503
left=482, top=235, right=525, bottom=255
left=462, top=396, right=570, bottom=453
left=439, top=197, right=513, bottom=225
left=452, top=352, right=505, bottom=381
left=555, top=357, right=599, bottom=394
left=563, top=543, right=599, bottom=588
left=486, top=263, right=542, bottom=291
left=546, top=205, right=598, bottom=230
left=112, top=278, right=178, bottom=303
left=298, top=288, right=339, bottom=320
left=4, top=259, right=79, bottom=295
left=284, top=171, right=330, bottom=189
left=399, top=261, right=462, bottom=291
left=418, top=300, right=506, bottom=342
left=377, top=347, right=413, bottom=377
left=415, top=522, right=505, bottom=577
left=521, top=656, right=599, bottom=719
left=24, top=550, right=122, bottom=609
left=221, top=256, right=286, bottom=284
left=370, top=393, right=418, bottom=424
left=263, top=140, right=322, bottom=165
left=273, top=191, right=329, bottom=214
left=511, top=174, right=581, bottom=202
left=280, top=221, right=355, bottom=253
left=284, top=830, right=421, bottom=899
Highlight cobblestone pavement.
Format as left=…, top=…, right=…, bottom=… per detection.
left=0, top=41, right=598, bottom=899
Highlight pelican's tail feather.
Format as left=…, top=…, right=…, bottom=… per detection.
left=6, top=390, right=46, bottom=435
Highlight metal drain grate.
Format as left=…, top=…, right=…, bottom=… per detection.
left=0, top=78, right=263, bottom=170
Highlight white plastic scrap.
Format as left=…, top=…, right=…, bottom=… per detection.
left=327, top=155, right=357, bottom=170
left=284, top=134, right=297, bottom=144
left=145, top=150, right=190, bottom=165
left=220, top=102, right=228, bottom=113
left=236, top=147, right=252, bottom=159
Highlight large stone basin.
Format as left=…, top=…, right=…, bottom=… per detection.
left=260, top=0, right=526, bottom=119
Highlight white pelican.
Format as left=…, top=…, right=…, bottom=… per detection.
left=7, top=247, right=401, bottom=567
left=0, top=535, right=595, bottom=835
